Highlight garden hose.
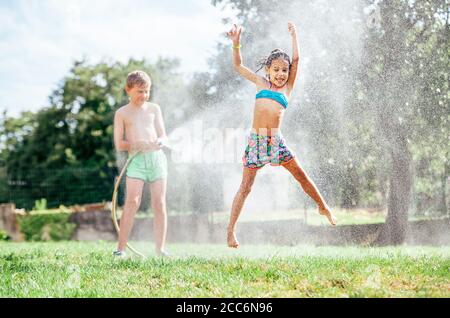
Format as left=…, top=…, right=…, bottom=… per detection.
left=111, top=151, right=145, bottom=258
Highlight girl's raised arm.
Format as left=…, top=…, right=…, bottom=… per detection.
left=228, top=24, right=266, bottom=86
left=287, top=22, right=299, bottom=93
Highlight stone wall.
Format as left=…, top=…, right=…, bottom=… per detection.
left=0, top=203, right=23, bottom=241
left=69, top=210, right=117, bottom=241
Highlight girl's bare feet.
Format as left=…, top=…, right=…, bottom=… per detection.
left=227, top=231, right=240, bottom=248
left=319, top=206, right=337, bottom=226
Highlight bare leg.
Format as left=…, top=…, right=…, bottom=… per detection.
left=227, top=167, right=258, bottom=248
left=117, top=177, right=145, bottom=251
left=150, top=178, right=168, bottom=255
left=283, top=159, right=337, bottom=225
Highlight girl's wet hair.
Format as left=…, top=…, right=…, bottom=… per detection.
left=256, top=49, right=291, bottom=73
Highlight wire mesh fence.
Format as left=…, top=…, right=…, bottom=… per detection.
left=0, top=167, right=115, bottom=210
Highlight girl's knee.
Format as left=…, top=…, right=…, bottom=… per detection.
left=290, top=166, right=307, bottom=181
left=295, top=173, right=308, bottom=183
left=239, top=184, right=253, bottom=196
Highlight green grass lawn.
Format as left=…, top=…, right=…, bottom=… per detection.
left=0, top=241, right=449, bottom=298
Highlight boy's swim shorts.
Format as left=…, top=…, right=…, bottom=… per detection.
left=126, top=150, right=167, bottom=183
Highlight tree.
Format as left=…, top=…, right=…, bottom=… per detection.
left=361, top=0, right=449, bottom=244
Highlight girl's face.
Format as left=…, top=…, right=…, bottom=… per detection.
left=266, top=58, right=290, bottom=88
left=126, top=84, right=150, bottom=105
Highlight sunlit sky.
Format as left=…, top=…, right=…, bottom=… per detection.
left=0, top=0, right=232, bottom=116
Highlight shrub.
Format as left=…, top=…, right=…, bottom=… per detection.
left=0, top=230, right=10, bottom=241
left=33, top=198, right=48, bottom=211
left=18, top=212, right=76, bottom=241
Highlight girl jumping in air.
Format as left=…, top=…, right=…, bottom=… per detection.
left=227, top=23, right=337, bottom=248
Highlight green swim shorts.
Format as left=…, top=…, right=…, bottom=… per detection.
left=126, top=150, right=167, bottom=183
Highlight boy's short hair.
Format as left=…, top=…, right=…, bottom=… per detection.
left=126, top=70, right=151, bottom=89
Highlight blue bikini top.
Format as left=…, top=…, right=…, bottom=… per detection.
left=255, top=89, right=289, bottom=109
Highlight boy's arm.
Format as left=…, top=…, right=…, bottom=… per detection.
left=228, top=24, right=266, bottom=86
left=113, top=111, right=131, bottom=152
left=287, top=22, right=299, bottom=93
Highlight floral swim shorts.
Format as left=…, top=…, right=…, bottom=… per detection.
left=242, top=132, right=295, bottom=169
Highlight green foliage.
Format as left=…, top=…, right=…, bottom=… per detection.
left=0, top=230, right=10, bottom=241
left=18, top=212, right=76, bottom=241
left=33, top=198, right=47, bottom=211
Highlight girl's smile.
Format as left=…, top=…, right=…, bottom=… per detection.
left=266, top=59, right=290, bottom=87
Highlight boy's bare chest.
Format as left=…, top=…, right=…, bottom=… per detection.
left=124, top=111, right=155, bottom=128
